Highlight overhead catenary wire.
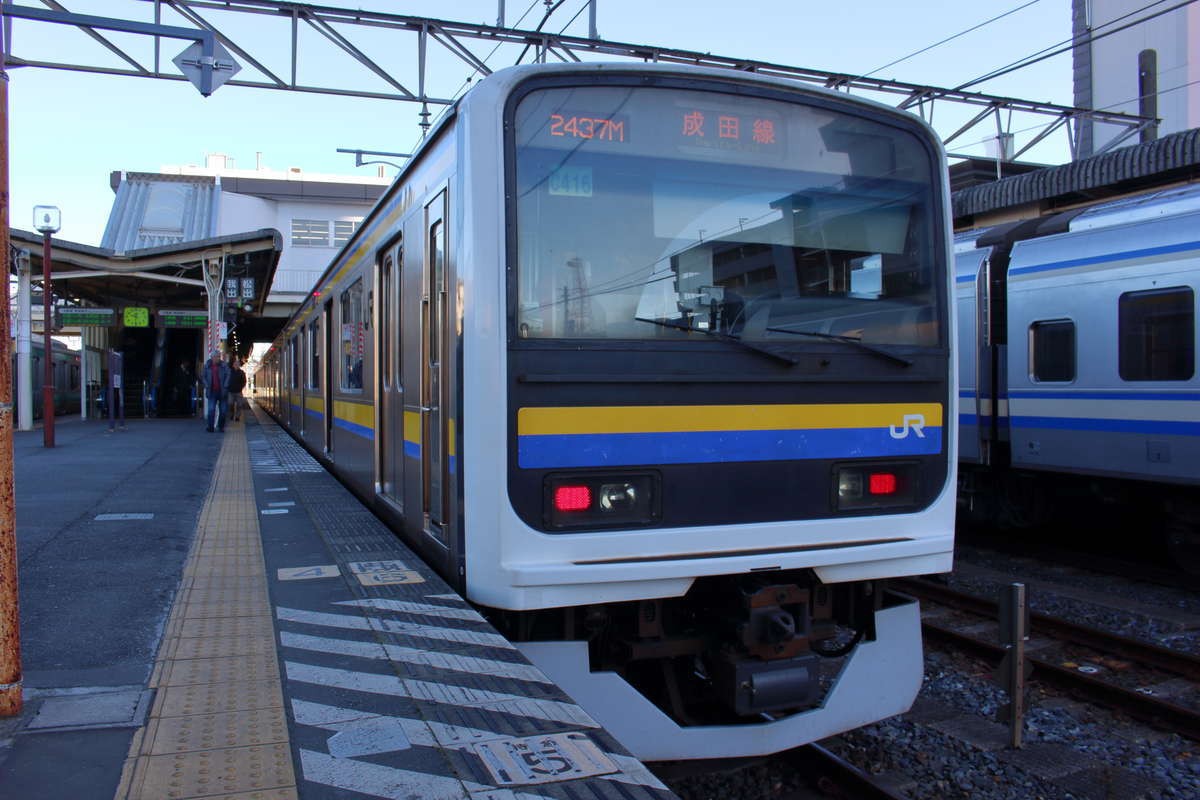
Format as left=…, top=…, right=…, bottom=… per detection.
left=861, top=0, right=1044, bottom=78
left=955, top=0, right=1199, bottom=91
left=951, top=75, right=1200, bottom=155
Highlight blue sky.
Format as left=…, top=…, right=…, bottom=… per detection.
left=6, top=1, right=1077, bottom=246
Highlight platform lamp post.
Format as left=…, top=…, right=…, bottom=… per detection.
left=33, top=206, right=59, bottom=448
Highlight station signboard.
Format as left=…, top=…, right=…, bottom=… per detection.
left=159, top=309, right=209, bottom=328
left=124, top=307, right=150, bottom=327
left=59, top=307, right=115, bottom=326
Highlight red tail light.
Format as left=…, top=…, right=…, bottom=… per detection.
left=554, top=485, right=592, bottom=512
left=869, top=473, right=898, bottom=495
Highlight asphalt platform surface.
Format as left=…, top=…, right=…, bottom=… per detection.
left=0, top=414, right=221, bottom=798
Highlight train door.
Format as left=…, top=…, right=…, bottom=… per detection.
left=299, top=328, right=307, bottom=436
left=323, top=301, right=334, bottom=456
left=376, top=239, right=404, bottom=508
left=421, top=191, right=449, bottom=548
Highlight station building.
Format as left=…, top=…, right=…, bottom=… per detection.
left=8, top=154, right=388, bottom=424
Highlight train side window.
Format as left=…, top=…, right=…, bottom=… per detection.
left=1029, top=319, right=1075, bottom=382
left=1119, top=287, right=1194, bottom=381
left=340, top=278, right=365, bottom=390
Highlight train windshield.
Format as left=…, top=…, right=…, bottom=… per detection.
left=512, top=84, right=943, bottom=347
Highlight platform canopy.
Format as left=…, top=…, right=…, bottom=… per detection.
left=8, top=227, right=284, bottom=343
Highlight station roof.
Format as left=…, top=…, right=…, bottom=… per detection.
left=953, top=128, right=1200, bottom=223
left=8, top=227, right=285, bottom=342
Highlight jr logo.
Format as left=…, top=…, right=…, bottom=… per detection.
left=889, top=413, right=927, bottom=439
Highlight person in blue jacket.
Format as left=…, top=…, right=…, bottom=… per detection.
left=202, top=351, right=231, bottom=432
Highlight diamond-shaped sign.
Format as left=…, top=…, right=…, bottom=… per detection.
left=173, top=40, right=240, bottom=96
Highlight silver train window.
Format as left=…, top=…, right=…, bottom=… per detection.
left=512, top=84, right=942, bottom=347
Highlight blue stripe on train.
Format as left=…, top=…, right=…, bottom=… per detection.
left=518, top=427, right=943, bottom=469
left=1010, top=416, right=1200, bottom=436
left=332, top=416, right=374, bottom=440
left=1008, top=390, right=1200, bottom=401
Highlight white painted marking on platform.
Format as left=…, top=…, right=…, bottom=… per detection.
left=347, top=560, right=410, bottom=573
left=284, top=662, right=597, bottom=727
left=601, top=754, right=671, bottom=790
left=299, top=749, right=472, bottom=800
left=327, top=717, right=413, bottom=757
left=277, top=607, right=513, bottom=648
left=473, top=732, right=618, bottom=786
left=291, top=700, right=665, bottom=790
left=426, top=593, right=468, bottom=601
left=337, top=598, right=487, bottom=622
left=277, top=607, right=370, bottom=631
left=94, top=513, right=154, bottom=521
left=268, top=501, right=296, bottom=507
left=264, top=487, right=289, bottom=493
left=261, top=508, right=289, bottom=515
left=357, top=569, right=425, bottom=586
left=277, top=566, right=340, bottom=581
left=280, top=631, right=553, bottom=683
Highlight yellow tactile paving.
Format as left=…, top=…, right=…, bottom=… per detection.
left=173, top=600, right=272, bottom=620
left=140, top=708, right=290, bottom=755
left=115, top=421, right=297, bottom=800
left=166, top=633, right=278, bottom=661
left=152, top=681, right=286, bottom=719
left=176, top=616, right=277, bottom=640
left=124, top=743, right=295, bottom=799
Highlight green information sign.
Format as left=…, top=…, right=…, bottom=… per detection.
left=124, top=307, right=150, bottom=327
left=159, top=310, right=209, bottom=328
left=59, top=307, right=115, bottom=326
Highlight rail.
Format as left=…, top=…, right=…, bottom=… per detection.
left=897, top=578, right=1200, bottom=741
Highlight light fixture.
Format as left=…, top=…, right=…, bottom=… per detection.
left=33, top=205, right=61, bottom=234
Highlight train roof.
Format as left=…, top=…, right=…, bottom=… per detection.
left=1067, top=182, right=1200, bottom=232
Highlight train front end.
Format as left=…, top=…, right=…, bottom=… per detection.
left=462, top=65, right=956, bottom=759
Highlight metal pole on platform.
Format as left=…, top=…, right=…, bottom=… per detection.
left=33, top=206, right=59, bottom=448
left=16, top=253, right=31, bottom=430
left=0, top=50, right=22, bottom=717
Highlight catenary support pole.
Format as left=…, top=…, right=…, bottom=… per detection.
left=0, top=58, right=24, bottom=718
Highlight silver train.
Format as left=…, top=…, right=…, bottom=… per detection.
left=258, top=63, right=956, bottom=760
left=956, top=182, right=1199, bottom=568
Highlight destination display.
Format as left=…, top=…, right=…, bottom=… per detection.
left=159, top=309, right=209, bottom=328
left=525, top=88, right=786, bottom=163
left=59, top=307, right=114, bottom=326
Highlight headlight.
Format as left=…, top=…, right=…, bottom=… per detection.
left=834, top=462, right=918, bottom=510
left=544, top=473, right=660, bottom=530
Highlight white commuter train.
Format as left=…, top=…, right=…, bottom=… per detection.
left=956, top=182, right=1200, bottom=570
left=258, top=63, right=957, bottom=760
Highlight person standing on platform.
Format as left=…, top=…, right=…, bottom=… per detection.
left=203, top=351, right=231, bottom=432
left=227, top=355, right=247, bottom=422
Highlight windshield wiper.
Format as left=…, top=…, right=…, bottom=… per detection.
left=635, top=317, right=797, bottom=366
left=764, top=326, right=914, bottom=367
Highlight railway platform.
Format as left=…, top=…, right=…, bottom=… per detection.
left=0, top=405, right=673, bottom=799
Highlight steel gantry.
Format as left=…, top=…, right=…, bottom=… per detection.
left=1, top=0, right=1156, bottom=158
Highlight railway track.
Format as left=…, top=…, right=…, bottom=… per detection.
left=653, top=743, right=911, bottom=800
left=784, top=744, right=912, bottom=799
left=895, top=577, right=1200, bottom=741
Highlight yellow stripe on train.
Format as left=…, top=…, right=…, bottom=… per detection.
left=518, top=403, right=944, bottom=437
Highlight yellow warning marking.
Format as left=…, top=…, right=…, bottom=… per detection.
left=116, top=419, right=297, bottom=800
left=151, top=681, right=284, bottom=719
left=277, top=564, right=340, bottom=581
left=140, top=707, right=289, bottom=755
left=355, top=569, right=426, bottom=586
left=123, top=743, right=295, bottom=799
